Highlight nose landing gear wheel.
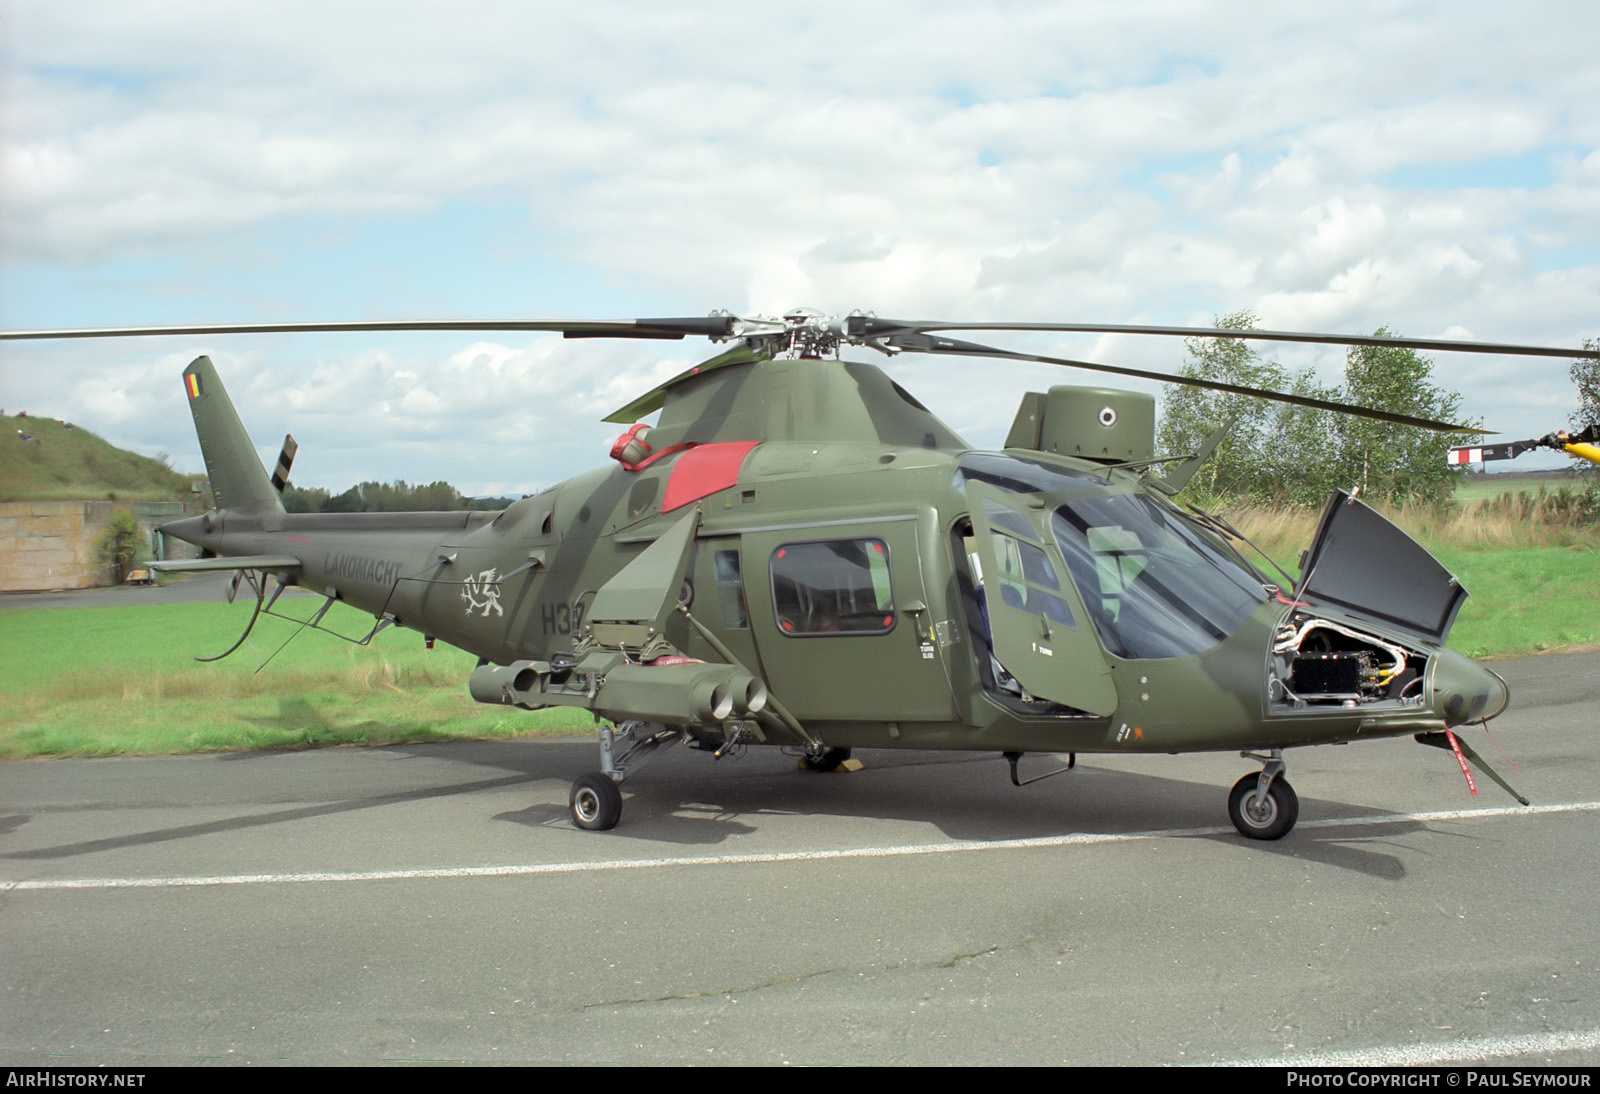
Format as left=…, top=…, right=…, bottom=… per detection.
left=570, top=772, right=623, bottom=831
left=1228, top=772, right=1299, bottom=840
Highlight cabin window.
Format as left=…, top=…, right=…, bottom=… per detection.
left=713, top=549, right=748, bottom=629
left=769, top=538, right=896, bottom=636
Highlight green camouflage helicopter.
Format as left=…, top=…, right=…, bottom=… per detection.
left=9, top=310, right=1597, bottom=838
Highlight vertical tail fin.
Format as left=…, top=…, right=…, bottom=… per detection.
left=182, top=356, right=285, bottom=519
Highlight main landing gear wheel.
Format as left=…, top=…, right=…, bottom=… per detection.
left=804, top=747, right=852, bottom=772
left=1228, top=772, right=1299, bottom=840
left=570, top=773, right=623, bottom=831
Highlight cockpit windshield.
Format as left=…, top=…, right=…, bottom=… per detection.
left=1049, top=492, right=1268, bottom=659
left=956, top=453, right=1269, bottom=660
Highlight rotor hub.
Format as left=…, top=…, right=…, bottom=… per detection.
left=713, top=307, right=879, bottom=360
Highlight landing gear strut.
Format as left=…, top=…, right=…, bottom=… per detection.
left=1228, top=750, right=1299, bottom=840
left=568, top=720, right=679, bottom=831
left=802, top=746, right=852, bottom=772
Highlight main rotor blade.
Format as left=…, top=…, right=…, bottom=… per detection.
left=8, top=312, right=1592, bottom=362
left=0, top=316, right=737, bottom=342
left=856, top=318, right=1600, bottom=360
left=888, top=333, right=1492, bottom=434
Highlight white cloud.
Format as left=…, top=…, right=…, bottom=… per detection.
left=2, top=0, right=1597, bottom=481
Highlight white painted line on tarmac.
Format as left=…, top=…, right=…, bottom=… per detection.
left=5, top=800, right=1598, bottom=892
left=1214, top=1026, right=1600, bottom=1066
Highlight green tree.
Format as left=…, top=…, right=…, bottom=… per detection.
left=94, top=507, right=147, bottom=585
left=302, top=479, right=467, bottom=513
left=319, top=486, right=363, bottom=513
left=1162, top=317, right=1476, bottom=508
left=1256, top=372, right=1342, bottom=507
left=410, top=480, right=462, bottom=511
left=281, top=485, right=329, bottom=513
left=1337, top=332, right=1474, bottom=508
left=1571, top=338, right=1600, bottom=432
left=1158, top=312, right=1289, bottom=502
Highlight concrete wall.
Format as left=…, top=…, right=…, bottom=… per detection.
left=0, top=500, right=197, bottom=592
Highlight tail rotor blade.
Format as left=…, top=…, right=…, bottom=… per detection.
left=270, top=435, right=298, bottom=494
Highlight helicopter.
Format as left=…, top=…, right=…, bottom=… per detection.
left=1449, top=424, right=1600, bottom=467
left=7, top=309, right=1598, bottom=839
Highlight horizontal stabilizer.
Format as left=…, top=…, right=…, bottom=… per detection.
left=152, top=555, right=303, bottom=573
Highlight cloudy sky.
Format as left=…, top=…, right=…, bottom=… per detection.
left=3, top=0, right=1597, bottom=495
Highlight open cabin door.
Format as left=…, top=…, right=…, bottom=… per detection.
left=966, top=482, right=1118, bottom=716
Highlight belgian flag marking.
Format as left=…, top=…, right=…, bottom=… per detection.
left=185, top=372, right=203, bottom=399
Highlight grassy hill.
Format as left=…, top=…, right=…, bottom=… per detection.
left=1, top=413, right=197, bottom=502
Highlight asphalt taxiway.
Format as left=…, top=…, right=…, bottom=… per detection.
left=2, top=652, right=1598, bottom=1066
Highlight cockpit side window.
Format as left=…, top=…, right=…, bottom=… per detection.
left=982, top=500, right=1076, bottom=628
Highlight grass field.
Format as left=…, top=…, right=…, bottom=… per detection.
left=3, top=479, right=1596, bottom=759
left=1452, top=470, right=1595, bottom=504
left=0, top=597, right=598, bottom=759
left=0, top=413, right=194, bottom=502
left=1438, top=474, right=1600, bottom=655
